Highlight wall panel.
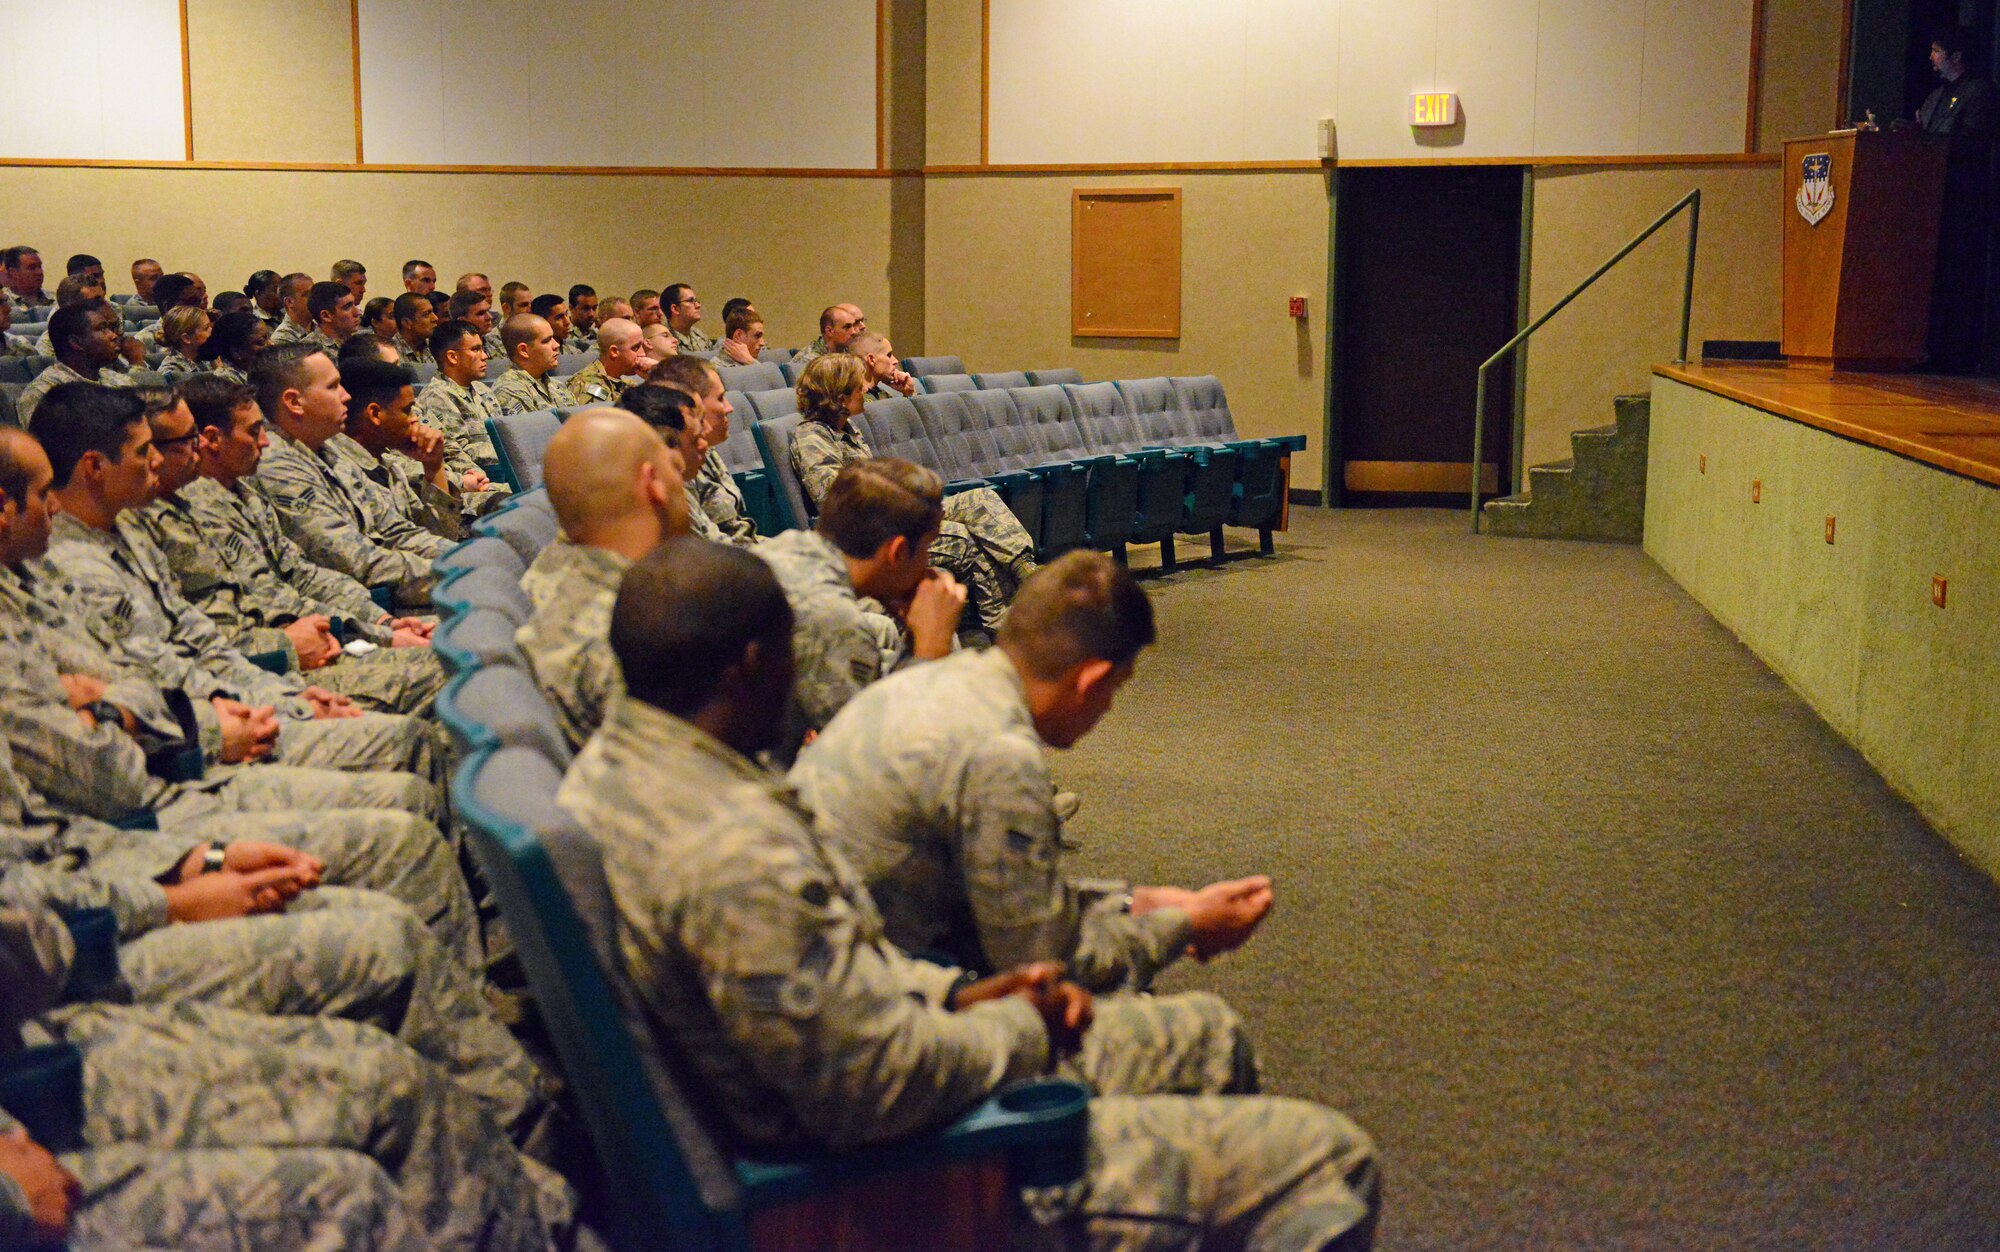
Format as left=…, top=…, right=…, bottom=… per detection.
left=1435, top=0, right=1541, bottom=158
left=1335, top=0, right=1439, bottom=160
left=0, top=1, right=185, bottom=161
left=1533, top=0, right=1648, bottom=156
left=187, top=0, right=355, bottom=164
left=1638, top=0, right=1758, bottom=153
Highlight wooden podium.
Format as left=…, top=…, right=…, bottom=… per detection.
left=1781, top=130, right=1948, bottom=370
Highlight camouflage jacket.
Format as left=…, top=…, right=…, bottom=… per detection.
left=16, top=361, right=135, bottom=429
left=325, top=435, right=466, bottom=544
left=694, top=455, right=758, bottom=545
left=791, top=648, right=1191, bottom=987
left=559, top=360, right=629, bottom=409
left=155, top=350, right=202, bottom=378
left=392, top=334, right=433, bottom=365
left=516, top=539, right=627, bottom=752
left=488, top=367, right=564, bottom=417
left=268, top=318, right=315, bottom=347
left=557, top=694, right=1046, bottom=1151
left=251, top=426, right=441, bottom=609
left=754, top=529, right=905, bottom=733
left=669, top=324, right=714, bottom=354
left=788, top=417, right=871, bottom=510
left=413, top=373, right=500, bottom=470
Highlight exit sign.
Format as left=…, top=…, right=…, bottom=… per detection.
left=1409, top=92, right=1459, bottom=127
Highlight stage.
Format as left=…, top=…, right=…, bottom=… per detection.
left=1641, top=361, right=2000, bottom=884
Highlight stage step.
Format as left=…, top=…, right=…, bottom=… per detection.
left=1483, top=394, right=1648, bottom=542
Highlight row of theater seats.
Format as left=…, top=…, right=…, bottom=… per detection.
left=424, top=487, right=1092, bottom=1249
left=486, top=371, right=1306, bottom=570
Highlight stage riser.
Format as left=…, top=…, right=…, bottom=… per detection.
left=1645, top=377, right=2000, bottom=881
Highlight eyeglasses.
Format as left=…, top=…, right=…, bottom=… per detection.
left=152, top=433, right=201, bottom=449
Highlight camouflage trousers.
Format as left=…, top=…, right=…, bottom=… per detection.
left=1023, top=1094, right=1379, bottom=1252
left=113, top=886, right=544, bottom=1138
left=310, top=643, right=449, bottom=718
left=177, top=750, right=444, bottom=826
left=62, top=1144, right=431, bottom=1251
left=932, top=487, right=1038, bottom=630
left=266, top=710, right=446, bottom=793
left=33, top=1000, right=570, bottom=1251
left=1060, top=991, right=1258, bottom=1099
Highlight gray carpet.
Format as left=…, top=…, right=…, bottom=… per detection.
left=1054, top=508, right=2000, bottom=1251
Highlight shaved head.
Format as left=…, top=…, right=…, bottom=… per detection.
left=596, top=317, right=642, bottom=352
left=544, top=407, right=685, bottom=537
left=0, top=426, right=41, bottom=502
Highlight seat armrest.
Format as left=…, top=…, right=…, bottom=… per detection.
left=944, top=477, right=993, bottom=496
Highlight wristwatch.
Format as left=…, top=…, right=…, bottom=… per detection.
left=84, top=699, right=121, bottom=728
left=201, top=844, right=228, bottom=875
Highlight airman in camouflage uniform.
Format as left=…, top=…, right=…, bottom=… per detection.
left=255, top=422, right=445, bottom=609
left=557, top=541, right=1378, bottom=1250
left=488, top=366, right=564, bottom=416
left=326, top=431, right=467, bottom=545
left=16, top=361, right=134, bottom=429
left=791, top=416, right=1036, bottom=631
left=0, top=895, right=571, bottom=1250
left=153, top=348, right=201, bottom=379
left=130, top=480, right=446, bottom=716
left=754, top=526, right=908, bottom=733
left=516, top=537, right=629, bottom=752
left=669, top=324, right=715, bottom=354
left=694, top=455, right=761, bottom=545
left=206, top=359, right=248, bottom=385
left=414, top=371, right=502, bottom=472
left=560, top=357, right=631, bottom=408
left=268, top=315, right=316, bottom=348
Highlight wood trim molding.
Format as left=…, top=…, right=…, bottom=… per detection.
left=979, top=0, right=990, bottom=165
left=349, top=0, right=364, bottom=164
left=875, top=0, right=886, bottom=170
left=928, top=160, right=1325, bottom=175
left=1340, top=152, right=1781, bottom=168
left=0, top=157, right=912, bottom=177
left=177, top=0, right=194, bottom=161
left=1746, top=0, right=1767, bottom=152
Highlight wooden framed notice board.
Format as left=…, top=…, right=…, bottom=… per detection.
left=1072, top=188, right=1181, bottom=338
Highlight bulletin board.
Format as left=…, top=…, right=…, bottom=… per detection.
left=1072, top=189, right=1182, bottom=339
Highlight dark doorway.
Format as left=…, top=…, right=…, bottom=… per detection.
left=1334, top=165, right=1525, bottom=506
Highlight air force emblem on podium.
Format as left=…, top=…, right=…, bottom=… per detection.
left=1796, top=153, right=1834, bottom=226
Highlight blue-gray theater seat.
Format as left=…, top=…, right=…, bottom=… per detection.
left=435, top=660, right=573, bottom=765
left=742, top=387, right=797, bottom=423
left=1168, top=375, right=1306, bottom=548
left=750, top=413, right=811, bottom=530
left=758, top=346, right=795, bottom=363
left=917, top=373, right=977, bottom=394
left=120, top=304, right=157, bottom=326
left=432, top=535, right=527, bottom=583
left=1115, top=377, right=1239, bottom=563
left=1062, top=382, right=1186, bottom=559
left=909, top=391, right=1050, bottom=552
left=715, top=361, right=786, bottom=394
left=431, top=605, right=529, bottom=675
left=713, top=394, right=788, bottom=536
left=1026, top=368, right=1084, bottom=387
left=0, top=358, right=37, bottom=385
left=901, top=355, right=966, bottom=378
left=553, top=351, right=598, bottom=377
left=486, top=409, right=565, bottom=491
left=474, top=503, right=560, bottom=566
left=433, top=563, right=534, bottom=626
left=972, top=371, right=1031, bottom=390
left=409, top=362, right=439, bottom=385
left=778, top=360, right=805, bottom=386
left=483, top=357, right=509, bottom=381
left=1011, top=385, right=1128, bottom=554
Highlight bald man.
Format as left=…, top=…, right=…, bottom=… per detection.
left=563, top=317, right=650, bottom=407
left=487, top=314, right=565, bottom=416
left=516, top=408, right=693, bottom=748
left=792, top=303, right=864, bottom=367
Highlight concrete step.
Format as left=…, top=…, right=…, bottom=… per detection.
left=1482, top=395, right=1648, bottom=542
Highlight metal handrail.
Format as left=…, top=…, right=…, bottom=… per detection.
left=1470, top=188, right=1701, bottom=530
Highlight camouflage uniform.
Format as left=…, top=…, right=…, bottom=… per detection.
left=482, top=328, right=506, bottom=360
left=128, top=485, right=446, bottom=717
left=2, top=289, right=50, bottom=315
left=155, top=349, right=201, bottom=378
left=790, top=417, right=1034, bottom=630
left=1, top=331, right=34, bottom=358
left=560, top=358, right=631, bottom=408
left=683, top=484, right=733, bottom=545
left=206, top=359, right=248, bottom=385
left=15, top=361, right=135, bottom=429
left=515, top=538, right=626, bottom=751
left=325, top=434, right=467, bottom=544
left=790, top=334, right=832, bottom=368
left=669, top=324, right=714, bottom=354
left=562, top=326, right=595, bottom=355
left=304, top=328, right=342, bottom=358
left=754, top=528, right=907, bottom=734
left=36, top=511, right=442, bottom=785
left=694, top=455, right=760, bottom=545
left=487, top=367, right=564, bottom=416
left=268, top=317, right=314, bottom=347
left=254, top=424, right=443, bottom=609
left=413, top=373, right=502, bottom=472
left=392, top=334, right=433, bottom=365
left=559, top=696, right=1379, bottom=1249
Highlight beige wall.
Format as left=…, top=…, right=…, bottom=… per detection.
left=186, top=0, right=355, bottom=164
left=925, top=0, right=983, bottom=166
left=1523, top=163, right=1782, bottom=471
left=924, top=172, right=1333, bottom=490
left=1757, top=0, right=1850, bottom=150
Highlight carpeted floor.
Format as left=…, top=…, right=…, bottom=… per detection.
left=1054, top=507, right=2000, bottom=1251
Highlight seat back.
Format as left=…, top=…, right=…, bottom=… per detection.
left=432, top=564, right=534, bottom=624
left=750, top=414, right=811, bottom=530
left=1010, top=385, right=1094, bottom=462
left=916, top=373, right=977, bottom=394
left=409, top=362, right=439, bottom=385
left=120, top=304, right=157, bottom=326
left=454, top=745, right=744, bottom=1251
left=714, top=361, right=785, bottom=394
left=431, top=605, right=529, bottom=675
left=972, top=371, right=1030, bottom=391
left=1166, top=375, right=1242, bottom=443
left=757, top=346, right=795, bottom=363
left=432, top=535, right=527, bottom=583
left=487, top=409, right=565, bottom=491
left=474, top=503, right=560, bottom=565
left=0, top=358, right=32, bottom=385
left=435, top=660, right=573, bottom=766
left=901, top=355, right=966, bottom=378
left=1061, top=382, right=1144, bottom=455
left=905, top=392, right=995, bottom=481
left=1113, top=376, right=1184, bottom=445
left=778, top=360, right=805, bottom=386
left=1026, top=368, right=1083, bottom=387
left=483, top=356, right=509, bottom=381
left=854, top=398, right=949, bottom=478
left=553, top=351, right=598, bottom=377
left=711, top=396, right=766, bottom=474
left=743, top=387, right=798, bottom=422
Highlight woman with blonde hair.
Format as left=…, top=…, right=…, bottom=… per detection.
left=788, top=352, right=1037, bottom=635
left=156, top=305, right=212, bottom=378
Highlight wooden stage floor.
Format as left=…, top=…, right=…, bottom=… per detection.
left=1654, top=362, right=2000, bottom=488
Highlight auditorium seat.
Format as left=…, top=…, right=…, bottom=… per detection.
left=916, top=373, right=977, bottom=394
left=1062, top=382, right=1186, bottom=560
left=714, top=361, right=785, bottom=394
left=0, top=384, right=17, bottom=429
left=750, top=413, right=812, bottom=530
left=474, top=502, right=560, bottom=566
left=1166, top=375, right=1306, bottom=549
left=758, top=346, right=795, bottom=363
left=431, top=605, right=529, bottom=675
left=972, top=371, right=1030, bottom=390
left=901, top=355, right=966, bottom=378
left=553, top=351, right=597, bottom=377
left=713, top=393, right=789, bottom=536
left=120, top=304, right=157, bottom=326
left=409, top=362, right=438, bottom=384
left=0, top=358, right=34, bottom=385
left=908, top=390, right=1056, bottom=552
left=486, top=409, right=566, bottom=491
left=778, top=360, right=805, bottom=386
left=434, top=564, right=534, bottom=625
left=1008, top=384, right=1132, bottom=555
left=742, top=387, right=797, bottom=422
left=431, top=535, right=526, bottom=583
left=483, top=357, right=509, bottom=381
left=1026, top=368, right=1084, bottom=386
left=1115, top=377, right=1240, bottom=562
left=436, top=660, right=572, bottom=765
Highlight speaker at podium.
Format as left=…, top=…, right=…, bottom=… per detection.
left=1781, top=129, right=1949, bottom=370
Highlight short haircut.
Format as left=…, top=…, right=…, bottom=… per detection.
left=161, top=305, right=210, bottom=350
left=132, top=385, right=180, bottom=424
left=429, top=318, right=480, bottom=362
left=392, top=292, right=430, bottom=324
left=0, top=428, right=37, bottom=504
left=148, top=273, right=196, bottom=310
left=818, top=305, right=843, bottom=333
left=307, top=281, right=350, bottom=323
left=664, top=283, right=694, bottom=308
left=997, top=550, right=1156, bottom=679
left=454, top=272, right=489, bottom=293
left=725, top=308, right=762, bottom=338
left=250, top=341, right=324, bottom=418
left=720, top=297, right=752, bottom=323
left=54, top=276, right=98, bottom=307
left=447, top=290, right=488, bottom=320
left=331, top=259, right=366, bottom=280
left=48, top=299, right=109, bottom=357
left=818, top=458, right=944, bottom=558
left=362, top=296, right=394, bottom=327
left=499, top=313, right=544, bottom=357
left=66, top=254, right=101, bottom=276
left=617, top=382, right=696, bottom=434
left=202, top=310, right=263, bottom=363
left=0, top=247, right=38, bottom=270
left=850, top=331, right=889, bottom=357
left=34, top=383, right=145, bottom=484
left=631, top=288, right=660, bottom=306
left=530, top=293, right=565, bottom=319
left=244, top=270, right=278, bottom=299
left=340, top=356, right=414, bottom=417
left=611, top=537, right=794, bottom=717
left=338, top=331, right=395, bottom=363
left=210, top=291, right=251, bottom=316
left=132, top=257, right=162, bottom=274
left=426, top=291, right=451, bottom=314
left=177, top=372, right=257, bottom=433
left=402, top=259, right=433, bottom=279
left=647, top=354, right=718, bottom=396
left=279, top=272, right=312, bottom=301
left=795, top=353, right=868, bottom=423
left=567, top=283, right=596, bottom=304
left=499, top=281, right=530, bottom=309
